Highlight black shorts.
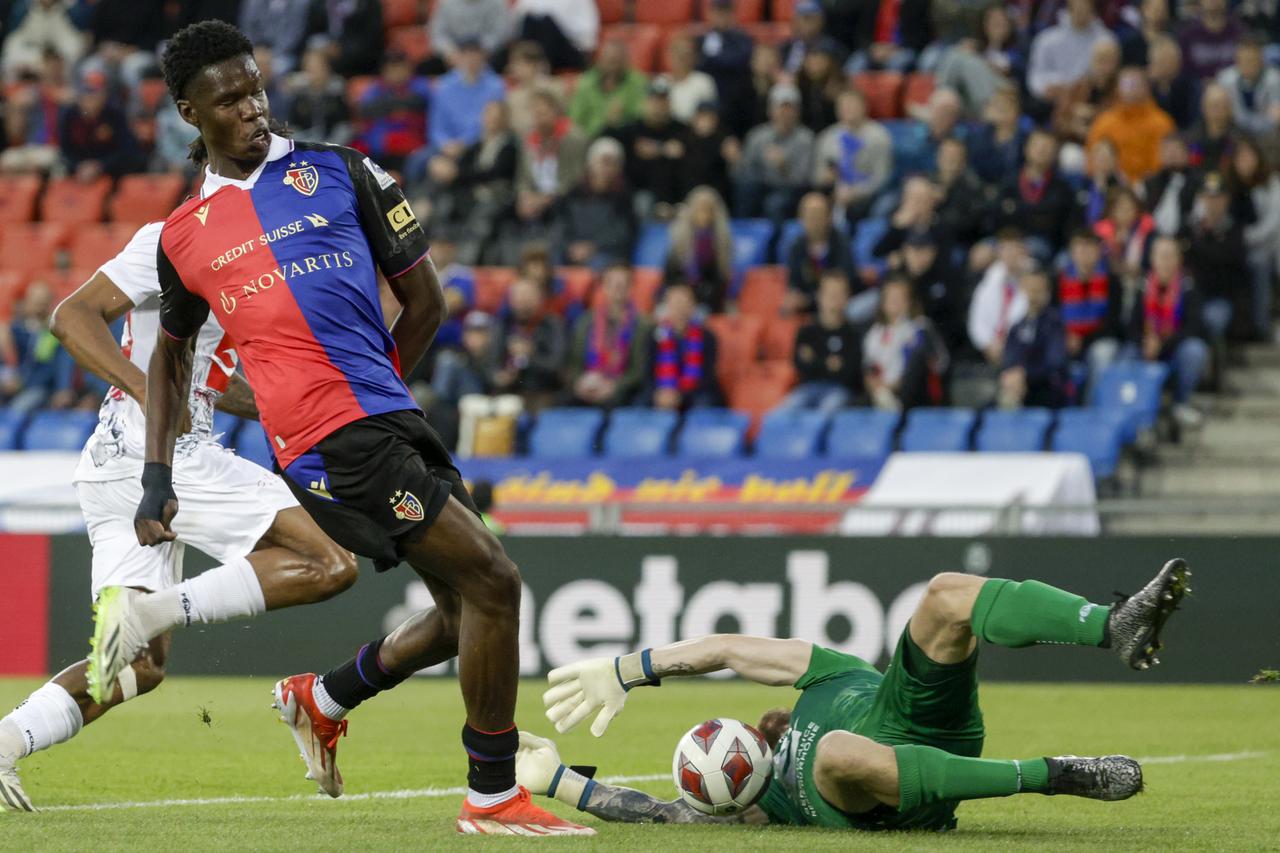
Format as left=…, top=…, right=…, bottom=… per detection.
left=281, top=409, right=476, bottom=571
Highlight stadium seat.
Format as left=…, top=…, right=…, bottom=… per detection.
left=22, top=409, right=99, bottom=451
left=631, top=267, right=663, bottom=313
left=236, top=424, right=276, bottom=470
left=899, top=407, right=977, bottom=452
left=602, top=24, right=663, bottom=72
left=1052, top=408, right=1127, bottom=480
left=676, top=408, right=750, bottom=457
left=851, top=217, right=889, bottom=275
left=0, top=408, right=28, bottom=450
left=70, top=223, right=144, bottom=271
left=826, top=408, right=899, bottom=459
left=728, top=360, right=796, bottom=436
left=602, top=407, right=678, bottom=458
left=597, top=0, right=627, bottom=25
left=472, top=267, right=517, bottom=313
left=527, top=408, right=604, bottom=457
left=903, top=72, right=936, bottom=112
left=755, top=408, right=828, bottom=458
left=705, top=313, right=764, bottom=390
left=975, top=408, right=1054, bottom=452
left=45, top=267, right=97, bottom=302
left=212, top=411, right=243, bottom=447
left=0, top=174, right=42, bottom=223
left=1090, top=362, right=1170, bottom=443
left=773, top=0, right=795, bottom=20
left=729, top=219, right=774, bottom=270
left=850, top=71, right=903, bottom=119
left=382, top=0, right=421, bottom=28
left=738, top=266, right=787, bottom=319
left=635, top=0, right=694, bottom=25
left=0, top=223, right=70, bottom=274
left=40, top=176, right=112, bottom=225
left=108, top=174, right=185, bottom=223
left=388, top=25, right=432, bottom=63
left=760, top=314, right=800, bottom=360
left=633, top=221, right=671, bottom=267
left=557, top=266, right=595, bottom=309
left=0, top=271, right=27, bottom=321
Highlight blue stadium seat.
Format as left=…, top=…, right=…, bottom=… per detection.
left=0, top=408, right=28, bottom=450
left=1090, top=362, right=1170, bottom=443
left=775, top=219, right=804, bottom=263
left=729, top=219, right=775, bottom=270
left=826, top=408, right=899, bottom=459
left=602, top=408, right=677, bottom=458
left=213, top=411, right=243, bottom=447
left=235, top=425, right=276, bottom=470
left=851, top=218, right=889, bottom=274
left=899, top=407, right=977, bottom=452
left=527, top=408, right=604, bottom=457
left=975, top=408, right=1054, bottom=452
left=632, top=222, right=670, bottom=268
left=675, top=408, right=750, bottom=458
left=1052, top=408, right=1127, bottom=480
left=22, top=409, right=99, bottom=451
left=755, top=409, right=829, bottom=459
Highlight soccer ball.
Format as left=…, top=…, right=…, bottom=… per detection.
left=671, top=718, right=772, bottom=816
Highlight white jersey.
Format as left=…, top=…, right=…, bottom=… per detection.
left=73, top=222, right=239, bottom=483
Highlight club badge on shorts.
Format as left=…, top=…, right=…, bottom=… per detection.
left=390, top=489, right=424, bottom=521
left=283, top=162, right=319, bottom=196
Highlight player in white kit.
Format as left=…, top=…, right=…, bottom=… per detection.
left=0, top=221, right=359, bottom=812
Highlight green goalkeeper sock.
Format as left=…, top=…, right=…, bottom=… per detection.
left=970, top=578, right=1110, bottom=648
left=895, top=744, right=1050, bottom=811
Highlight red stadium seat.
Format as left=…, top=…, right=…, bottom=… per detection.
left=705, top=312, right=764, bottom=391
left=473, top=267, right=517, bottom=313
left=0, top=271, right=28, bottom=322
left=388, top=25, right=432, bottom=64
left=729, top=360, right=797, bottom=437
left=851, top=71, right=903, bottom=119
left=903, top=72, right=936, bottom=113
left=601, top=24, right=663, bottom=72
left=631, top=267, right=663, bottom=314
left=40, top=176, right=112, bottom=225
left=382, top=0, right=421, bottom=28
left=70, top=223, right=145, bottom=270
left=773, top=0, right=795, bottom=21
left=597, top=0, right=626, bottom=25
left=556, top=266, right=596, bottom=310
left=0, top=223, right=70, bottom=273
left=738, top=265, right=787, bottom=318
left=636, top=0, right=695, bottom=25
left=43, top=267, right=97, bottom=303
left=108, top=173, right=185, bottom=223
left=760, top=314, right=800, bottom=361
left=0, top=174, right=42, bottom=224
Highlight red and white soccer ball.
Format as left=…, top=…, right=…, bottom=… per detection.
left=671, top=718, right=772, bottom=815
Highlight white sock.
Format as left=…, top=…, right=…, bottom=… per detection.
left=466, top=784, right=520, bottom=808
left=0, top=683, right=83, bottom=760
left=135, top=557, right=266, bottom=638
left=311, top=677, right=349, bottom=721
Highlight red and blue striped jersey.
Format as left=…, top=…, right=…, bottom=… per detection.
left=156, top=136, right=429, bottom=469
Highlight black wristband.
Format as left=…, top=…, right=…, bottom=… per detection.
left=136, top=463, right=175, bottom=522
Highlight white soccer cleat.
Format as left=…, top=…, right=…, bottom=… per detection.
left=87, top=587, right=149, bottom=704
left=0, top=758, right=36, bottom=812
left=271, top=674, right=346, bottom=798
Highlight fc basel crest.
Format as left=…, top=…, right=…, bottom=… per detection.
left=389, top=489, right=425, bottom=521
left=283, top=162, right=319, bottom=196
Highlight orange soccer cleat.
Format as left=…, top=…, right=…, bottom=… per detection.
left=272, top=673, right=348, bottom=797
left=456, top=787, right=597, bottom=836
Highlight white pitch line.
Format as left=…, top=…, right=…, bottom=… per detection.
left=33, top=752, right=1269, bottom=814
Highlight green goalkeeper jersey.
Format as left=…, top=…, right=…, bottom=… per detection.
left=756, top=640, right=985, bottom=832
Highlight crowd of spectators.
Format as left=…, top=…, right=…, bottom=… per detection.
left=5, top=0, right=1280, bottom=439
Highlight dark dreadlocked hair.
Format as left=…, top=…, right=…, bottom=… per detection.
left=160, top=20, right=291, bottom=166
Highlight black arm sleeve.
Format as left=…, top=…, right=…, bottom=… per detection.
left=156, top=233, right=210, bottom=341
left=335, top=146, right=431, bottom=279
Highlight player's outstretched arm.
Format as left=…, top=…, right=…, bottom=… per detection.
left=384, top=255, right=446, bottom=378
left=50, top=271, right=145, bottom=402
left=545, top=635, right=812, bottom=737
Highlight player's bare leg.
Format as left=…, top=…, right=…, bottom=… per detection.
left=88, top=508, right=357, bottom=702
left=0, top=632, right=169, bottom=812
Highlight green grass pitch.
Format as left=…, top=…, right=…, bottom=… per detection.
left=1, top=676, right=1276, bottom=851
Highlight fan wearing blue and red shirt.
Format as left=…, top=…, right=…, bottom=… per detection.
left=128, top=21, right=590, bottom=837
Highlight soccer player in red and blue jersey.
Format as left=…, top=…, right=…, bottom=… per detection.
left=119, top=21, right=590, bottom=836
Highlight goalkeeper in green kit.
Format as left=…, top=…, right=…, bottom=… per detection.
left=516, top=561, right=1190, bottom=830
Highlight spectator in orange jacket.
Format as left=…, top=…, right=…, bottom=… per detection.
left=1087, top=66, right=1176, bottom=182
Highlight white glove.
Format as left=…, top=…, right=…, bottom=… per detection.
left=543, top=650, right=659, bottom=737
left=515, top=731, right=562, bottom=795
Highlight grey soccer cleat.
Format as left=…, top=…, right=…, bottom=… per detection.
left=1104, top=558, right=1191, bottom=671
left=0, top=758, right=36, bottom=812
left=1046, top=755, right=1143, bottom=801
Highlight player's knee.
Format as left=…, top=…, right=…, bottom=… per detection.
left=468, top=543, right=522, bottom=616
left=920, top=572, right=981, bottom=628
left=306, top=545, right=359, bottom=600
